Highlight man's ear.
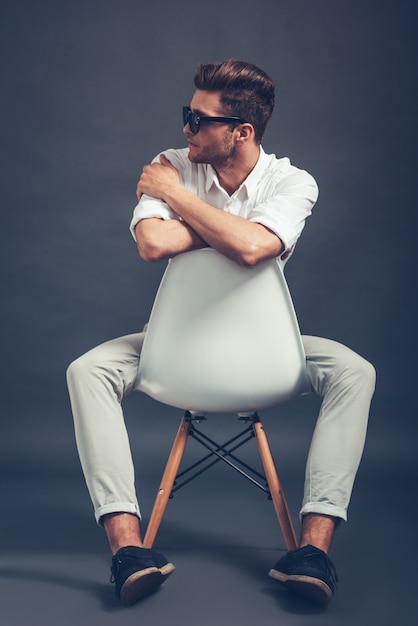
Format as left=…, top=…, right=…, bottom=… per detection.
left=236, top=122, right=255, bottom=142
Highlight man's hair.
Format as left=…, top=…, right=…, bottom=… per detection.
left=193, top=59, right=275, bottom=144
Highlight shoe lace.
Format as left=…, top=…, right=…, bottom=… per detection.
left=110, top=555, right=122, bottom=584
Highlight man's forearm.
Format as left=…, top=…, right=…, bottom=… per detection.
left=135, top=218, right=207, bottom=262
left=163, top=184, right=283, bottom=266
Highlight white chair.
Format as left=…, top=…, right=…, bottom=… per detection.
left=135, top=248, right=310, bottom=551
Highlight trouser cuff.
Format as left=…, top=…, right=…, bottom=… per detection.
left=95, top=502, right=141, bottom=526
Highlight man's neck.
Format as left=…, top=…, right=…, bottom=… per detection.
left=215, top=145, right=261, bottom=196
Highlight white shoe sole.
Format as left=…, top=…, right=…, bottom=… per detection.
left=269, top=567, right=333, bottom=607
left=120, top=562, right=176, bottom=606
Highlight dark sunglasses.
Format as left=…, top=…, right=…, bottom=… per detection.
left=183, top=106, right=245, bottom=135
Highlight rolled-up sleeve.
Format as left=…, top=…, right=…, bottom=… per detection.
left=247, top=169, right=318, bottom=254
left=129, top=196, right=179, bottom=240
left=129, top=150, right=185, bottom=240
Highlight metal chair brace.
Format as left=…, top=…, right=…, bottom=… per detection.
left=172, top=411, right=271, bottom=497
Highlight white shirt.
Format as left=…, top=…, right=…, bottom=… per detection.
left=130, top=146, right=318, bottom=268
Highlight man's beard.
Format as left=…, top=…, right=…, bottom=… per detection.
left=188, top=135, right=236, bottom=170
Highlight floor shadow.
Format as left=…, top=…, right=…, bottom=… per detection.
left=0, top=561, right=177, bottom=613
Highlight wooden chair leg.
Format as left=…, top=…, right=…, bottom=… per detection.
left=143, top=414, right=191, bottom=548
left=252, top=419, right=298, bottom=551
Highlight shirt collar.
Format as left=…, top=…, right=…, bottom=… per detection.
left=205, top=164, right=219, bottom=194
left=240, top=146, right=269, bottom=197
left=205, top=146, right=269, bottom=197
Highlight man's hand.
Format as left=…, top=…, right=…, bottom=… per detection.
left=136, top=154, right=180, bottom=201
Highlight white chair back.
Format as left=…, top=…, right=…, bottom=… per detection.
left=136, top=248, right=309, bottom=413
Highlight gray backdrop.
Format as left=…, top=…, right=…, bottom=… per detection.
left=2, top=0, right=416, bottom=402
left=0, top=1, right=416, bottom=623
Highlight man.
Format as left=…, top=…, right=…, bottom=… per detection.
left=67, top=59, right=375, bottom=609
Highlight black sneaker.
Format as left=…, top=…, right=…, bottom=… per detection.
left=110, top=546, right=175, bottom=606
left=268, top=544, right=338, bottom=607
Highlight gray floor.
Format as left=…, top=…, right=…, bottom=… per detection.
left=0, top=392, right=416, bottom=626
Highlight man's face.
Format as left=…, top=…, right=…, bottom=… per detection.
left=183, top=90, right=237, bottom=168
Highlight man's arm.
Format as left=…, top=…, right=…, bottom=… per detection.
left=136, top=155, right=283, bottom=266
left=135, top=218, right=207, bottom=262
